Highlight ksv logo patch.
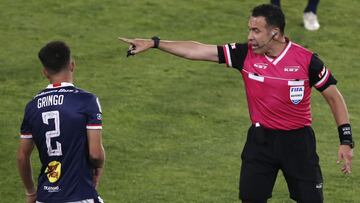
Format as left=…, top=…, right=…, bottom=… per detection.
left=290, top=86, right=304, bottom=104
left=253, top=63, right=268, bottom=69
left=284, top=66, right=300, bottom=72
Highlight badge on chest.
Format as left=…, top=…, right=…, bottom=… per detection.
left=289, top=86, right=304, bottom=104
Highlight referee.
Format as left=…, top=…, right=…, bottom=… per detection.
left=118, top=4, right=353, bottom=203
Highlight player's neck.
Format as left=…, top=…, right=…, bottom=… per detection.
left=49, top=73, right=73, bottom=85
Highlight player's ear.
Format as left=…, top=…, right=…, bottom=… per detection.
left=69, top=59, right=75, bottom=72
left=42, top=68, right=50, bottom=79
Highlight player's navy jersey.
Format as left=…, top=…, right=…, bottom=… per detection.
left=20, top=82, right=102, bottom=202
left=217, top=38, right=337, bottom=130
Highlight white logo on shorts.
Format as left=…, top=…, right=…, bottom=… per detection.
left=316, top=183, right=323, bottom=189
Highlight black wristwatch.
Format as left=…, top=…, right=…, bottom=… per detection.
left=338, top=124, right=354, bottom=148
left=341, top=140, right=355, bottom=149
left=151, top=36, right=160, bottom=48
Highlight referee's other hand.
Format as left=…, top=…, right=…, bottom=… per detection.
left=337, top=145, right=353, bottom=174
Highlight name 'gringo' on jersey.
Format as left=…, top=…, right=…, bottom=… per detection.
left=37, top=95, right=64, bottom=108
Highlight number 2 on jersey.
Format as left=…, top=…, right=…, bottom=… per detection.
left=42, top=111, right=62, bottom=156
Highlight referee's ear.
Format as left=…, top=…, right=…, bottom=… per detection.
left=271, top=28, right=281, bottom=39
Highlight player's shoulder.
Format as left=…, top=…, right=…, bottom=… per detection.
left=74, top=87, right=102, bottom=112
left=24, top=98, right=35, bottom=112
left=75, top=87, right=97, bottom=97
left=25, top=88, right=49, bottom=108
left=73, top=87, right=99, bottom=103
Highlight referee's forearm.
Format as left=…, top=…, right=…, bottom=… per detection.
left=323, top=87, right=350, bottom=126
left=330, top=98, right=350, bottom=126
left=158, top=40, right=218, bottom=62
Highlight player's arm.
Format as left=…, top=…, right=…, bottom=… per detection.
left=87, top=129, right=105, bottom=189
left=85, top=95, right=105, bottom=188
left=119, top=37, right=219, bottom=62
left=87, top=129, right=105, bottom=168
left=17, top=138, right=37, bottom=202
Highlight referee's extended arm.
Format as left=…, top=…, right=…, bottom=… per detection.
left=118, top=37, right=219, bottom=62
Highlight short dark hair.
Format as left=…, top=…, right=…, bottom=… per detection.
left=38, top=41, right=71, bottom=74
left=252, top=4, right=286, bottom=34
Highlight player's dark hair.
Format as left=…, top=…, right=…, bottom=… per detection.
left=38, top=41, right=71, bottom=74
left=252, top=4, right=286, bottom=34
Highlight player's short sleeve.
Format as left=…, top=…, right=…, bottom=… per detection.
left=86, top=95, right=103, bottom=130
left=217, top=43, right=248, bottom=70
left=20, top=104, right=33, bottom=139
left=309, top=54, right=337, bottom=92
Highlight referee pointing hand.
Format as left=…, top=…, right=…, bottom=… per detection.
left=119, top=4, right=353, bottom=203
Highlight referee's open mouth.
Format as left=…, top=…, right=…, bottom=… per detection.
left=251, top=44, right=260, bottom=50
left=249, top=40, right=260, bottom=50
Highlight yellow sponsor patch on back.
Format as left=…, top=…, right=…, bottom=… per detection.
left=45, top=161, right=61, bottom=183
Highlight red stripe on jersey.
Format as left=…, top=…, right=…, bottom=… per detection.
left=87, top=124, right=102, bottom=126
left=318, top=66, right=326, bottom=78
left=53, top=83, right=61, bottom=87
left=315, top=69, right=330, bottom=88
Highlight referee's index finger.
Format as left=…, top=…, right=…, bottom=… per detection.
left=118, top=37, right=132, bottom=44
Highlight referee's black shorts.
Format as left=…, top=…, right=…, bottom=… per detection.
left=239, top=125, right=323, bottom=203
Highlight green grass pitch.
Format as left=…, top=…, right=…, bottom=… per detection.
left=0, top=0, right=359, bottom=202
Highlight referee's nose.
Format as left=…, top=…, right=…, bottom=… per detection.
left=247, top=30, right=255, bottom=43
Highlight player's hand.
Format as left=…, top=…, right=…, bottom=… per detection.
left=118, top=37, right=154, bottom=57
left=93, top=167, right=103, bottom=190
left=337, top=145, right=353, bottom=174
left=26, top=193, right=36, bottom=203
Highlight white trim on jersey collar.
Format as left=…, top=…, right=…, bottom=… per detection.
left=272, top=41, right=292, bottom=65
left=46, top=82, right=74, bottom=89
left=264, top=55, right=274, bottom=62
